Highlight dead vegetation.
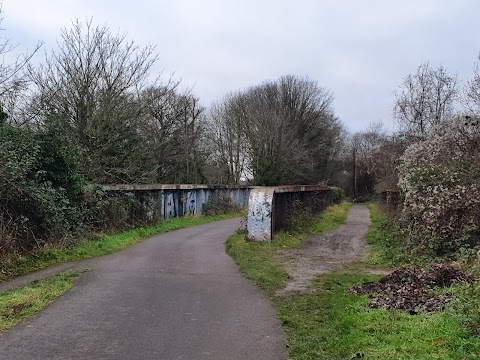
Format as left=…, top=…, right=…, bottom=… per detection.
left=350, top=263, right=475, bottom=314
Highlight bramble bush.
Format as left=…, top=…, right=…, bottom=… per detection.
left=398, top=117, right=480, bottom=255
left=0, top=122, right=159, bottom=259
left=0, top=124, right=87, bottom=255
left=85, top=187, right=159, bottom=231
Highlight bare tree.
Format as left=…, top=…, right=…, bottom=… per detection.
left=464, top=56, right=480, bottom=114
left=0, top=3, right=42, bottom=124
left=205, top=93, right=247, bottom=184
left=206, top=75, right=344, bottom=185
left=172, top=92, right=205, bottom=183
left=352, top=121, right=386, bottom=176
left=394, top=62, right=458, bottom=134
left=243, top=75, right=344, bottom=185
left=139, top=84, right=206, bottom=183
left=28, top=18, right=159, bottom=183
left=351, top=122, right=406, bottom=196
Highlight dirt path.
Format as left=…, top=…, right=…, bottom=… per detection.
left=277, top=204, right=371, bottom=296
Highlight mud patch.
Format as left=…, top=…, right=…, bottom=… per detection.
left=276, top=205, right=371, bottom=296
left=349, top=263, right=475, bottom=314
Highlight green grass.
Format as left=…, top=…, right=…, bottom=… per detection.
left=0, top=270, right=86, bottom=333
left=226, top=231, right=295, bottom=296
left=364, top=203, right=409, bottom=267
left=1, top=212, right=241, bottom=282
left=227, top=202, right=480, bottom=360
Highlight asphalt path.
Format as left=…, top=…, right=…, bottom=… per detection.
left=0, top=218, right=286, bottom=360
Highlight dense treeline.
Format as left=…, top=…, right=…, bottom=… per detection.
left=25, top=20, right=206, bottom=185
left=0, top=19, right=208, bottom=257
left=205, top=75, right=344, bottom=185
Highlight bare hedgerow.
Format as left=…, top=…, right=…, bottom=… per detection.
left=398, top=116, right=480, bottom=255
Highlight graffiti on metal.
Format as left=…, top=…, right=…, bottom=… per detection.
left=185, top=191, right=196, bottom=215
left=104, top=184, right=251, bottom=221
left=164, top=192, right=177, bottom=218
left=239, top=191, right=245, bottom=207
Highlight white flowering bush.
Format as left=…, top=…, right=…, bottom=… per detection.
left=398, top=117, right=480, bottom=255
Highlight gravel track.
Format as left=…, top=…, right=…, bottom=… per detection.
left=277, top=205, right=371, bottom=296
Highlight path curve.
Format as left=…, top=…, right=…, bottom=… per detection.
left=277, top=204, right=371, bottom=295
left=0, top=218, right=287, bottom=360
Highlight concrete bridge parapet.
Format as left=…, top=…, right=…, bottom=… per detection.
left=101, top=183, right=332, bottom=242
left=102, top=184, right=252, bottom=220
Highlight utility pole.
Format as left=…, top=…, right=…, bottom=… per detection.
left=352, top=147, right=357, bottom=200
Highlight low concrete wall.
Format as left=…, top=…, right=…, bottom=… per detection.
left=247, top=186, right=332, bottom=242
left=102, top=184, right=252, bottom=221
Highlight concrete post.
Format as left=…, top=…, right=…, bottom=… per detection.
left=247, top=188, right=275, bottom=242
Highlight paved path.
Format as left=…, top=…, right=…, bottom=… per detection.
left=278, top=205, right=372, bottom=295
left=0, top=219, right=286, bottom=360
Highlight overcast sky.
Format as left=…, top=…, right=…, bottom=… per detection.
left=2, top=0, right=480, bottom=132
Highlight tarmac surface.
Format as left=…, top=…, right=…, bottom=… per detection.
left=0, top=218, right=286, bottom=360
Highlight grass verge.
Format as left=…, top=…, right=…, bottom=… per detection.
left=1, top=212, right=242, bottom=282
left=0, top=270, right=86, bottom=333
left=227, top=203, right=480, bottom=359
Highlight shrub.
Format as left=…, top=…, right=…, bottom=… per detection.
left=202, top=196, right=239, bottom=216
left=0, top=124, right=86, bottom=256
left=398, top=117, right=480, bottom=255
left=330, top=186, right=346, bottom=203
left=85, top=187, right=159, bottom=232
left=0, top=121, right=171, bottom=259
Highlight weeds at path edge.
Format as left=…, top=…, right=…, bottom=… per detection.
left=0, top=270, right=86, bottom=333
